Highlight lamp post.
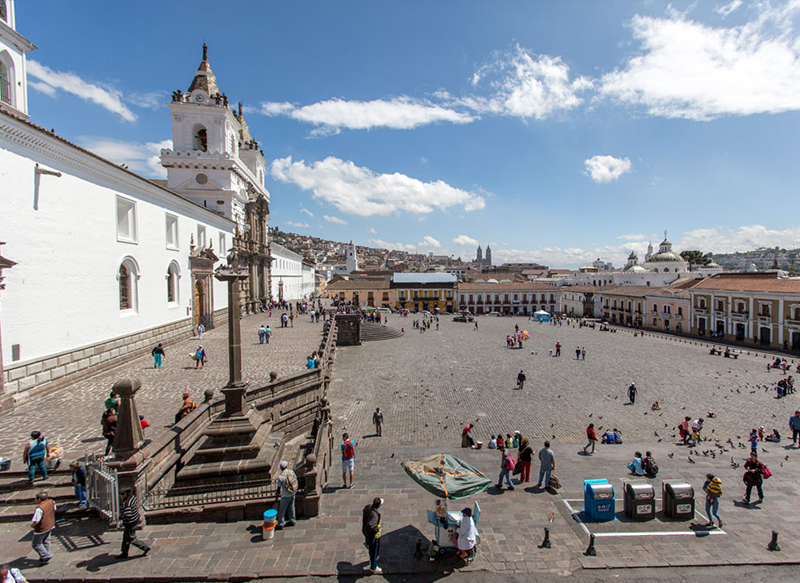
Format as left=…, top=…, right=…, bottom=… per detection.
left=215, top=249, right=250, bottom=416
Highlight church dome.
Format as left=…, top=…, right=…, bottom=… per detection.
left=645, top=238, right=686, bottom=264
left=623, top=265, right=647, bottom=273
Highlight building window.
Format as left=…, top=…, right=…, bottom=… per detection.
left=0, top=51, right=13, bottom=107
left=167, top=262, right=180, bottom=304
left=165, top=214, right=178, bottom=249
left=118, top=258, right=139, bottom=313
left=677, top=306, right=683, bottom=316
left=197, top=225, right=206, bottom=248
left=116, top=197, right=137, bottom=243
left=219, top=233, right=226, bottom=256
left=193, top=125, right=208, bottom=151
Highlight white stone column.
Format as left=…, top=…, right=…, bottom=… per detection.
left=749, top=297, right=755, bottom=341
left=778, top=297, right=784, bottom=345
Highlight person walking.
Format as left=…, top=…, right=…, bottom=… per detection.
left=742, top=452, right=766, bottom=505
left=581, top=347, right=586, bottom=360
left=264, top=325, right=272, bottom=344
left=373, top=408, right=383, bottom=437
left=496, top=444, right=515, bottom=490
left=518, top=438, right=533, bottom=483
left=703, top=473, right=723, bottom=528
left=536, top=441, right=556, bottom=490
left=194, top=345, right=206, bottom=369
left=791, top=411, right=800, bottom=447
left=575, top=347, right=581, bottom=360
left=341, top=432, right=355, bottom=489
left=195, top=323, right=204, bottom=339
left=104, top=391, right=121, bottom=414
left=101, top=409, right=117, bottom=456
left=555, top=342, right=561, bottom=357
left=628, top=382, right=637, bottom=405
left=584, top=423, right=598, bottom=455
left=362, top=497, right=383, bottom=574
left=258, top=325, right=266, bottom=344
left=275, top=460, right=297, bottom=530
left=151, top=343, right=165, bottom=369
left=23, top=431, right=50, bottom=485
left=30, top=492, right=56, bottom=564
left=70, top=461, right=87, bottom=508
left=516, top=370, right=526, bottom=390
left=117, top=488, right=150, bottom=559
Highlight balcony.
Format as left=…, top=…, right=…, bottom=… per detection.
left=695, top=308, right=708, bottom=315
left=660, top=312, right=671, bottom=318
left=714, top=310, right=725, bottom=316
left=786, top=318, right=800, bottom=327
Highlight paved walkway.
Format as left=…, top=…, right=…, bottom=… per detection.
left=0, top=310, right=326, bottom=462
left=2, top=314, right=800, bottom=581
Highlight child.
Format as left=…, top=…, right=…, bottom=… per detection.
left=488, top=435, right=497, bottom=449
left=506, top=434, right=513, bottom=449
left=496, top=434, right=505, bottom=449
left=749, top=429, right=759, bottom=453
left=702, top=473, right=723, bottom=528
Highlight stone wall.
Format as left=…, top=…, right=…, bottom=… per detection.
left=2, top=308, right=229, bottom=401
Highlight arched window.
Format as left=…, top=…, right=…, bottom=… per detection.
left=118, top=258, right=139, bottom=313
left=193, top=125, right=208, bottom=151
left=0, top=51, right=14, bottom=107
left=167, top=262, right=180, bottom=304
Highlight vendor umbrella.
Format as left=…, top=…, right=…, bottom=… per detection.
left=402, top=453, right=492, bottom=500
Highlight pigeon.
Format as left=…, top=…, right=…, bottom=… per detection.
left=667, top=453, right=674, bottom=458
left=785, top=455, right=790, bottom=461
left=654, top=431, right=660, bottom=437
left=687, top=457, right=696, bottom=464
left=762, top=448, right=770, bottom=453
left=391, top=453, right=395, bottom=458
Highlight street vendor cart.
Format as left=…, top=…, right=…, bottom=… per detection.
left=402, top=453, right=490, bottom=561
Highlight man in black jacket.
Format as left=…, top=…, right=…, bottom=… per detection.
left=362, top=497, right=383, bottom=574
left=117, top=488, right=150, bottom=559
left=516, top=370, right=526, bottom=390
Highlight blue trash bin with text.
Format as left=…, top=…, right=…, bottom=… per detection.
left=583, top=479, right=615, bottom=521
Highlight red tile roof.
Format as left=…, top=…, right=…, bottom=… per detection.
left=691, top=273, right=800, bottom=293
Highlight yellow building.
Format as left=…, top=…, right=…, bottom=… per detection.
left=392, top=273, right=456, bottom=313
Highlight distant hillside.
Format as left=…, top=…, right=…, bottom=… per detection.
left=708, top=247, right=800, bottom=274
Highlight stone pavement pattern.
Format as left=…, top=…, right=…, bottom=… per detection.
left=0, top=310, right=325, bottom=461
left=2, top=314, right=800, bottom=580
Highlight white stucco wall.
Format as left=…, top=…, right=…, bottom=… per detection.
left=271, top=242, right=314, bottom=301
left=0, top=121, right=235, bottom=369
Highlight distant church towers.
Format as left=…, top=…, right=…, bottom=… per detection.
left=473, top=244, right=491, bottom=267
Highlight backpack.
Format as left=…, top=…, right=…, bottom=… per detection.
left=645, top=459, right=659, bottom=477
left=504, top=452, right=516, bottom=471
left=343, top=440, right=354, bottom=459
left=283, top=470, right=298, bottom=493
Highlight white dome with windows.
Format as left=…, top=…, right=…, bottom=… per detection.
left=643, top=238, right=688, bottom=274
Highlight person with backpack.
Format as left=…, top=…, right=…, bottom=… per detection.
left=341, top=433, right=355, bottom=489
left=496, top=444, right=515, bottom=490
left=642, top=451, right=659, bottom=478
left=742, top=452, right=767, bottom=504
left=627, top=452, right=645, bottom=476
left=276, top=460, right=298, bottom=530
left=703, top=473, right=723, bottom=528
left=23, top=432, right=50, bottom=485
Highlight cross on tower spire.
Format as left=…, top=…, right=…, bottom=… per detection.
left=202, top=42, right=208, bottom=61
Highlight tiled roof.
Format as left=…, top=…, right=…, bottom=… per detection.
left=690, top=273, right=800, bottom=293
left=457, top=282, right=559, bottom=291
left=393, top=273, right=457, bottom=284
left=326, top=278, right=390, bottom=291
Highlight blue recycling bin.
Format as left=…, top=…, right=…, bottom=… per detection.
left=583, top=479, right=616, bottom=521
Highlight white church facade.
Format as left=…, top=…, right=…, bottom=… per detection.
left=0, top=3, right=284, bottom=402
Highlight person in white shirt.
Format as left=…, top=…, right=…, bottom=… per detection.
left=1, top=564, right=27, bottom=583
left=456, top=508, right=477, bottom=559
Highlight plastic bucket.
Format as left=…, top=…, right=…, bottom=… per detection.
left=262, top=509, right=278, bottom=539
left=476, top=441, right=483, bottom=450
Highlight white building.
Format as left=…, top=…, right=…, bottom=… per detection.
left=161, top=44, right=271, bottom=313
left=0, top=4, right=237, bottom=400
left=345, top=241, right=358, bottom=274
left=271, top=243, right=315, bottom=301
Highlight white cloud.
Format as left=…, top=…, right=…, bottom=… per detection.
left=420, top=236, right=441, bottom=248
left=300, top=208, right=315, bottom=218
left=456, top=44, right=592, bottom=120
left=616, top=233, right=648, bottom=241
left=28, top=80, right=57, bottom=97
left=677, top=225, right=800, bottom=253
left=270, top=156, right=486, bottom=217
left=599, top=7, right=800, bottom=120
left=715, top=0, right=743, bottom=17
left=78, top=136, right=171, bottom=178
left=368, top=238, right=415, bottom=251
left=286, top=221, right=310, bottom=229
left=28, top=60, right=137, bottom=122
left=368, top=227, right=377, bottom=234
left=260, top=97, right=474, bottom=133
left=453, top=234, right=479, bottom=247
left=583, top=155, right=632, bottom=183
left=323, top=214, right=347, bottom=225
left=129, top=91, right=167, bottom=110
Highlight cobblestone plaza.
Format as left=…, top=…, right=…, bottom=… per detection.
left=2, top=312, right=799, bottom=580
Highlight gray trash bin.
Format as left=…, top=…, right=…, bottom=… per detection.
left=662, top=480, right=694, bottom=519
left=624, top=482, right=655, bottom=520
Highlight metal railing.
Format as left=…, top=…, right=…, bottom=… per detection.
left=84, top=452, right=120, bottom=523
left=143, top=478, right=278, bottom=510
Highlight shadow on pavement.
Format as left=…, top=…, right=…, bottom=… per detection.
left=74, top=552, right=120, bottom=572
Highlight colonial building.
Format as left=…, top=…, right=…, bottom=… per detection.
left=326, top=274, right=392, bottom=307
left=561, top=285, right=604, bottom=318
left=689, top=272, right=800, bottom=349
left=270, top=242, right=315, bottom=301
left=393, top=273, right=457, bottom=313
left=161, top=44, right=271, bottom=314
left=457, top=282, right=560, bottom=316
left=601, top=286, right=659, bottom=326
left=0, top=5, right=236, bottom=399
left=644, top=284, right=692, bottom=334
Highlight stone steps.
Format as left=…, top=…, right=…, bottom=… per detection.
left=360, top=322, right=404, bottom=342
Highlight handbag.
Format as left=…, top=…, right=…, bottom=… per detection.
left=548, top=474, right=561, bottom=489
left=512, top=464, right=522, bottom=476
left=761, top=465, right=772, bottom=479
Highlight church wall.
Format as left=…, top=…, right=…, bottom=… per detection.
left=0, top=119, right=234, bottom=396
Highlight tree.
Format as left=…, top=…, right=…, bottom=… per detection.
left=680, top=250, right=712, bottom=270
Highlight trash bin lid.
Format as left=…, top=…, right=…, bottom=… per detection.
left=588, top=483, right=615, bottom=498
left=263, top=509, right=278, bottom=519
left=626, top=482, right=654, bottom=497
left=663, top=480, right=693, bottom=497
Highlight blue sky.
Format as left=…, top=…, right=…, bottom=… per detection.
left=20, top=0, right=800, bottom=268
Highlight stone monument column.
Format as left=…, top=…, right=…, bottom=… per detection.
left=112, top=378, right=145, bottom=459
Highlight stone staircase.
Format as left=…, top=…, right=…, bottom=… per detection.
left=0, top=468, right=91, bottom=523
left=360, top=322, right=404, bottom=342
